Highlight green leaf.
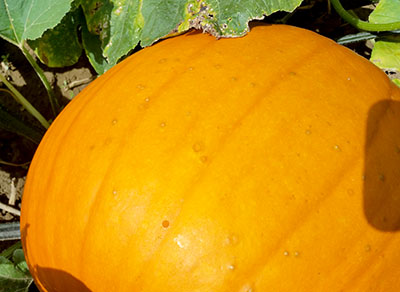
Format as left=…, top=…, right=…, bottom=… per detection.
left=0, top=254, right=33, bottom=292
left=370, top=35, right=400, bottom=72
left=0, top=0, right=73, bottom=46
left=142, top=0, right=303, bottom=46
left=81, top=0, right=144, bottom=65
left=81, top=0, right=302, bottom=69
left=81, top=19, right=113, bottom=74
left=393, top=79, right=400, bottom=87
left=27, top=9, right=83, bottom=67
left=369, top=1, right=400, bottom=73
left=369, top=0, right=400, bottom=24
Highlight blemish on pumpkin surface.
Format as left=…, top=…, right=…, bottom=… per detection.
left=200, top=155, right=208, bottom=163
left=227, top=264, right=235, bottom=270
left=174, top=234, right=188, bottom=249
left=162, top=220, right=169, bottom=228
left=111, top=119, right=118, bottom=125
left=224, top=234, right=239, bottom=246
left=159, top=122, right=166, bottom=128
left=192, top=142, right=204, bottom=152
left=239, top=284, right=254, bottom=292
left=333, top=144, right=342, bottom=152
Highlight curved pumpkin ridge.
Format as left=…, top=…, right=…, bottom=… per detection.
left=76, top=32, right=221, bottom=288
left=128, top=28, right=394, bottom=291
left=131, top=27, right=337, bottom=289
left=21, top=76, right=112, bottom=285
left=22, top=70, right=136, bottom=291
left=133, top=49, right=340, bottom=291
left=20, top=24, right=400, bottom=292
left=76, top=25, right=332, bottom=290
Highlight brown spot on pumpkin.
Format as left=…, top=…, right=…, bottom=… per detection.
left=162, top=220, right=170, bottom=228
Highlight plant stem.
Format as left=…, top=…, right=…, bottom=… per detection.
left=330, top=0, right=400, bottom=31
left=0, top=74, right=50, bottom=129
left=21, top=42, right=60, bottom=116
left=0, top=240, right=22, bottom=258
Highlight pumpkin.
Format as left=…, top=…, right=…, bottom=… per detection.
left=20, top=24, right=400, bottom=291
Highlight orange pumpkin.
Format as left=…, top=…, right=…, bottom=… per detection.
left=21, top=24, right=400, bottom=291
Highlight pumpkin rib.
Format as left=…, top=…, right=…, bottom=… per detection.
left=340, top=234, right=400, bottom=291
left=134, top=40, right=333, bottom=286
left=22, top=82, right=106, bottom=279
left=233, top=157, right=364, bottom=289
left=21, top=25, right=400, bottom=291
left=75, top=33, right=222, bottom=286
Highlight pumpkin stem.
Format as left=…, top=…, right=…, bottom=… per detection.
left=330, top=0, right=400, bottom=32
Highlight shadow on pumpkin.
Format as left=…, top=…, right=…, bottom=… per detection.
left=33, top=267, right=92, bottom=292
left=364, top=99, right=400, bottom=231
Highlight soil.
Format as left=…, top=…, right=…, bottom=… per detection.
left=0, top=0, right=398, bottom=289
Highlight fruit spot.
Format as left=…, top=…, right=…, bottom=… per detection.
left=239, top=284, right=254, bottom=292
left=192, top=142, right=204, bottom=152
left=200, top=155, right=208, bottom=163
left=162, top=220, right=170, bottom=228
left=174, top=234, right=188, bottom=249
left=224, top=234, right=239, bottom=246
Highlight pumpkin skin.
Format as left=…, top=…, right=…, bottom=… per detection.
left=20, top=24, right=400, bottom=292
